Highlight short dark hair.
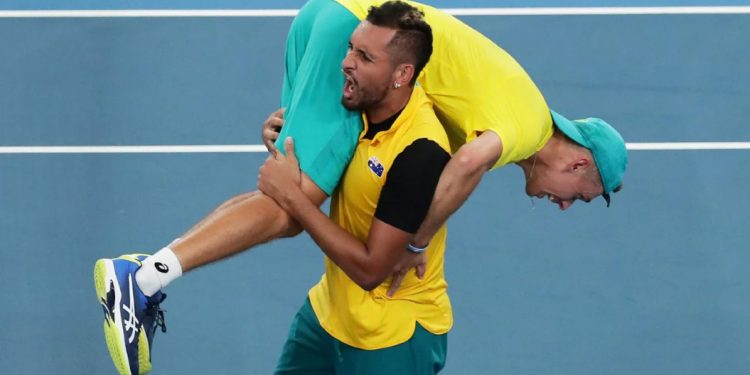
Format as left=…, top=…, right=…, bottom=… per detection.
left=366, top=1, right=433, bottom=85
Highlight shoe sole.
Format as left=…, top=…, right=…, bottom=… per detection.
left=94, top=259, right=133, bottom=375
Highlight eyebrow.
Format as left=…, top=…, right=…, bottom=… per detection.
left=349, top=41, right=374, bottom=61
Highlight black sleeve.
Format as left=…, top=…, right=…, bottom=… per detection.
left=374, top=138, right=451, bottom=233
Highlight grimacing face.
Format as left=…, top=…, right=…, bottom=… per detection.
left=524, top=159, right=604, bottom=210
left=341, top=21, right=398, bottom=112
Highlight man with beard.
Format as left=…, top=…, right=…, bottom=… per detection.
left=258, top=4, right=452, bottom=372
left=93, top=1, right=627, bottom=374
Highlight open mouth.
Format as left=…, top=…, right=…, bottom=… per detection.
left=537, top=193, right=565, bottom=210
left=548, top=194, right=567, bottom=210
left=343, top=75, right=356, bottom=99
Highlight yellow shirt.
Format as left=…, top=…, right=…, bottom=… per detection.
left=336, top=0, right=553, bottom=168
left=309, top=86, right=453, bottom=350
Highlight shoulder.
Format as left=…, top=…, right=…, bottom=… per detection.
left=406, top=87, right=450, bottom=151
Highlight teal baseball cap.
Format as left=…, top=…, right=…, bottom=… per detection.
left=550, top=110, right=627, bottom=207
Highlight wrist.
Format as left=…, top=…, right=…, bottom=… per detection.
left=411, top=235, right=430, bottom=249
left=406, top=242, right=429, bottom=254
left=284, top=187, right=308, bottom=215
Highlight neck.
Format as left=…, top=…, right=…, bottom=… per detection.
left=365, top=87, right=412, bottom=123
left=516, top=131, right=566, bottom=178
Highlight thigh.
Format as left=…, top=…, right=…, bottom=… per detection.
left=275, top=299, right=337, bottom=375
left=281, top=0, right=329, bottom=106
left=335, top=324, right=448, bottom=375
left=278, top=0, right=362, bottom=195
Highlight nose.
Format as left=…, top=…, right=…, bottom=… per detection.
left=342, top=50, right=355, bottom=72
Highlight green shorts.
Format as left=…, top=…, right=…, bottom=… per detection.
left=275, top=298, right=448, bottom=375
left=277, top=0, right=363, bottom=195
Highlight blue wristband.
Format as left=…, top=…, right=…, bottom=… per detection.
left=406, top=242, right=428, bottom=254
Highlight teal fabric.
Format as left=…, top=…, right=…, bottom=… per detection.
left=275, top=298, right=448, bottom=375
left=277, top=0, right=363, bottom=195
left=551, top=110, right=628, bottom=196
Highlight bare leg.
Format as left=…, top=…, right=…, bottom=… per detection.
left=93, top=177, right=327, bottom=375
left=172, top=176, right=326, bottom=272
left=180, top=191, right=261, bottom=239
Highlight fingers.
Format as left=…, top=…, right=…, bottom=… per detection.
left=284, top=137, right=297, bottom=165
left=262, top=107, right=285, bottom=154
left=264, top=140, right=278, bottom=156
left=275, top=107, right=286, bottom=118
left=415, top=263, right=426, bottom=280
left=389, top=252, right=428, bottom=296
left=267, top=108, right=285, bottom=131
left=263, top=128, right=279, bottom=155
left=387, top=270, right=406, bottom=297
left=416, top=252, right=427, bottom=279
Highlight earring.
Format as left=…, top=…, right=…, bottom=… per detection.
left=394, top=82, right=401, bottom=89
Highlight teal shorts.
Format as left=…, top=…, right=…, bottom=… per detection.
left=277, top=0, right=363, bottom=195
left=275, top=298, right=448, bottom=375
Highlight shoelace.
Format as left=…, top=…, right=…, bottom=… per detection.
left=146, top=293, right=168, bottom=334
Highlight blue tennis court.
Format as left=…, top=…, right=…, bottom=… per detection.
left=1, top=1, right=749, bottom=374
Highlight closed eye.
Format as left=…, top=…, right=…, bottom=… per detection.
left=348, top=42, right=373, bottom=62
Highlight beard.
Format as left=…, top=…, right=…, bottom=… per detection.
left=341, top=83, right=390, bottom=112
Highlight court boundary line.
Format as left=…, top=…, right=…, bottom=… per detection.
left=2, top=143, right=750, bottom=154
left=1, top=7, right=750, bottom=18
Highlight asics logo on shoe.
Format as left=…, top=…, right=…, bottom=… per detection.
left=155, top=262, right=169, bottom=273
left=122, top=275, right=141, bottom=344
left=100, top=302, right=112, bottom=325
left=101, top=281, right=116, bottom=325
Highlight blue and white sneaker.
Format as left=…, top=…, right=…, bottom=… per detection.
left=94, top=254, right=167, bottom=375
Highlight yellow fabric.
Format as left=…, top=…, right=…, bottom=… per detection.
left=308, top=86, right=453, bottom=350
left=336, top=0, right=553, bottom=168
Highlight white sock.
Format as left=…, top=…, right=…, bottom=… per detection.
left=135, top=246, right=183, bottom=297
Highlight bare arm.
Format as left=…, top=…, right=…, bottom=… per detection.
left=412, top=130, right=503, bottom=246
left=258, top=138, right=409, bottom=290
left=278, top=189, right=410, bottom=291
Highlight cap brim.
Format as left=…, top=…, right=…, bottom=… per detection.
left=550, top=111, right=590, bottom=149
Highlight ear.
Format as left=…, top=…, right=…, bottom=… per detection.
left=393, top=63, right=415, bottom=87
left=570, top=158, right=591, bottom=173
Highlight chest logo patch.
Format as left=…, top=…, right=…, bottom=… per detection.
left=367, top=156, right=385, bottom=177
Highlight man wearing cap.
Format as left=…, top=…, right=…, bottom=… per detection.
left=93, top=0, right=628, bottom=372
left=264, top=0, right=628, bottom=252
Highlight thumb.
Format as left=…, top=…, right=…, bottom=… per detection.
left=285, top=137, right=298, bottom=164
left=387, top=271, right=405, bottom=297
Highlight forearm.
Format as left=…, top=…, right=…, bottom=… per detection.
left=283, top=189, right=385, bottom=290
left=413, top=131, right=502, bottom=246
left=412, top=156, right=485, bottom=245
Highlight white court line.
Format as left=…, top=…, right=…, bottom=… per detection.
left=443, top=6, right=750, bottom=16
left=1, top=7, right=750, bottom=18
left=0, top=145, right=267, bottom=154
left=626, top=142, right=750, bottom=150
left=1, top=143, right=749, bottom=154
